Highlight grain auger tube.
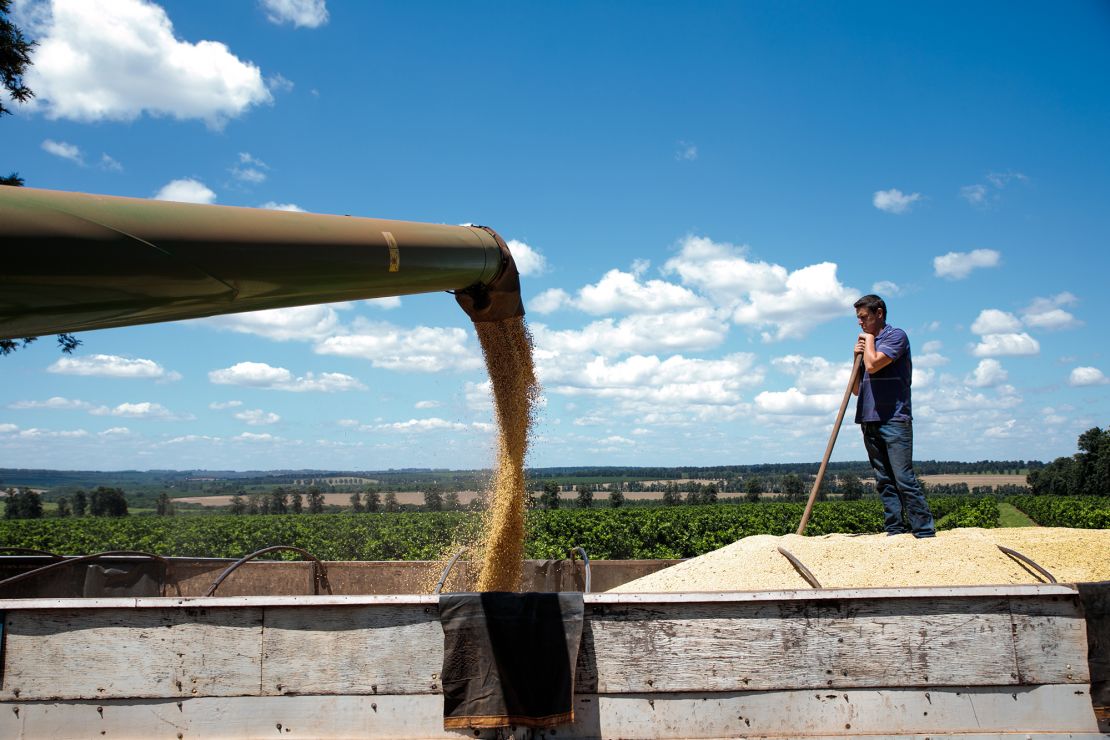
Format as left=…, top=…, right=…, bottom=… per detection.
left=0, top=186, right=523, bottom=340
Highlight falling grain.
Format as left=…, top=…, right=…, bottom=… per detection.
left=472, top=317, right=540, bottom=592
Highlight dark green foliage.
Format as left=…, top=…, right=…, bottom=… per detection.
left=156, top=492, right=175, bottom=516
left=364, top=489, right=381, bottom=512
left=349, top=491, right=363, bottom=513
left=307, top=489, right=325, bottom=514
left=661, top=483, right=682, bottom=506
left=89, top=487, right=128, bottom=517
left=1, top=0, right=34, bottom=116
left=270, top=488, right=288, bottom=515
left=933, top=497, right=998, bottom=529
left=608, top=488, right=625, bottom=508
left=3, top=487, right=43, bottom=519
left=1027, top=427, right=1110, bottom=496
left=1008, top=495, right=1110, bottom=529
left=540, top=481, right=561, bottom=510
left=574, top=484, right=592, bottom=509
left=782, top=474, right=805, bottom=502
left=0, top=497, right=1020, bottom=561
left=423, top=487, right=443, bottom=512
left=744, top=476, right=762, bottom=503
left=840, top=472, right=864, bottom=500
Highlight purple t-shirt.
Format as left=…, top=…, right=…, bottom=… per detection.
left=855, top=324, right=912, bottom=423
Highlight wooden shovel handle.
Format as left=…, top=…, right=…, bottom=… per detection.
left=796, top=353, right=864, bottom=535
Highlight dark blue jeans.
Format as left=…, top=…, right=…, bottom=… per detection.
left=861, top=419, right=935, bottom=537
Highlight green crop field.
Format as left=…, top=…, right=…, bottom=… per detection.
left=0, top=497, right=1033, bottom=561
left=1007, top=496, right=1110, bottom=529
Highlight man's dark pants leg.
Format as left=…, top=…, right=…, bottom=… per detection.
left=861, top=419, right=936, bottom=538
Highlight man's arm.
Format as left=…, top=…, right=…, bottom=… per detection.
left=856, top=333, right=893, bottom=374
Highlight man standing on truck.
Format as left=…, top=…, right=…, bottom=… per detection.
left=852, top=294, right=936, bottom=538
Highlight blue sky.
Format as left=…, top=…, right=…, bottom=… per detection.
left=2, top=0, right=1108, bottom=471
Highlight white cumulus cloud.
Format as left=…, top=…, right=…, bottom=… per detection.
left=871, top=280, right=902, bottom=296
left=18, top=0, right=272, bottom=127
left=970, top=309, right=1022, bottom=335
left=42, top=138, right=82, bottom=163
left=364, top=296, right=401, bottom=310
left=314, top=321, right=482, bottom=372
left=260, top=0, right=329, bottom=28
left=48, top=354, right=181, bottom=380
left=235, top=432, right=276, bottom=442
left=873, top=188, right=922, bottom=214
left=971, top=333, right=1040, bottom=358
left=770, top=355, right=855, bottom=394
left=16, top=427, right=89, bottom=439
left=1022, top=293, right=1081, bottom=331
left=89, top=401, right=191, bottom=420
left=371, top=418, right=481, bottom=433
left=543, top=353, right=763, bottom=411
left=572, top=268, right=705, bottom=315
left=209, top=361, right=364, bottom=392
left=530, top=288, right=571, bottom=314
left=259, top=201, right=305, bottom=212
left=100, top=153, right=123, bottom=171
left=235, top=408, right=281, bottom=425
left=154, top=178, right=216, bottom=204
left=933, top=249, right=1001, bottom=280
left=754, top=387, right=840, bottom=416
left=915, top=341, right=949, bottom=369
left=966, top=359, right=1008, bottom=388
left=663, top=236, right=857, bottom=341
left=9, top=396, right=93, bottom=410
left=201, top=304, right=341, bottom=341
left=506, top=239, right=547, bottom=277
left=1068, top=367, right=1109, bottom=387
left=533, top=308, right=728, bottom=358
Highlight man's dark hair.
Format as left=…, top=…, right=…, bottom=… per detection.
left=853, top=294, right=887, bottom=317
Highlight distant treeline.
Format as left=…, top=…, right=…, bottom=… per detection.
left=0, top=459, right=1040, bottom=494
left=529, top=460, right=1038, bottom=481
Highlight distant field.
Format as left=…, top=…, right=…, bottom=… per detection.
left=174, top=474, right=1027, bottom=509
left=174, top=492, right=483, bottom=507
left=918, top=474, right=1027, bottom=489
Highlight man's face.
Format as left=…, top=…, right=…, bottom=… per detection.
left=856, top=307, right=884, bottom=336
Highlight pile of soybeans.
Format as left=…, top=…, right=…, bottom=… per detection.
left=609, top=527, right=1110, bottom=592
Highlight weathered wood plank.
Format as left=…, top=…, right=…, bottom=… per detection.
left=578, top=597, right=1025, bottom=692
left=1077, top=581, right=1110, bottom=707
left=0, top=685, right=1099, bottom=739
left=260, top=605, right=442, bottom=696
left=0, top=592, right=1087, bottom=701
left=1010, top=593, right=1091, bottom=684
left=0, top=607, right=263, bottom=700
